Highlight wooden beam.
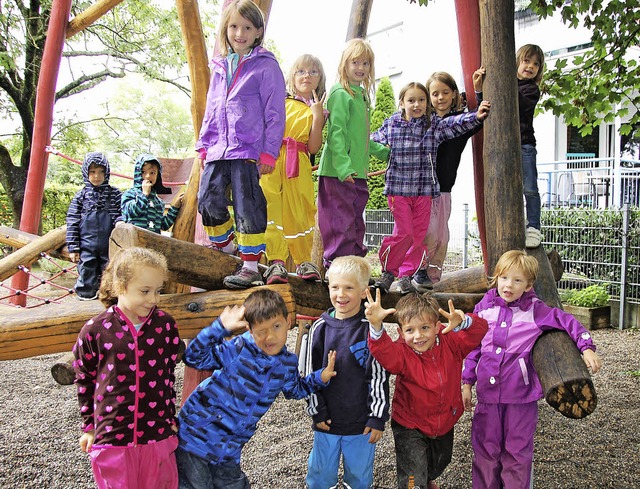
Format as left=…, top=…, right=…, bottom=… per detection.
left=0, top=226, right=71, bottom=261
left=0, top=286, right=295, bottom=361
left=66, top=0, right=126, bottom=39
left=346, top=0, right=374, bottom=40
left=0, top=226, right=67, bottom=282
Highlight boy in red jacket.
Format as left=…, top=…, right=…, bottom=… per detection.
left=365, top=289, right=488, bottom=489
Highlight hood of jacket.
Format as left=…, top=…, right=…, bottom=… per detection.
left=82, top=152, right=111, bottom=187
left=132, top=153, right=172, bottom=195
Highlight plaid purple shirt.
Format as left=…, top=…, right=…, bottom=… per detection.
left=372, top=111, right=482, bottom=197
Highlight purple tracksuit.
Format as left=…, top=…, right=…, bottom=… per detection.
left=462, top=288, right=597, bottom=488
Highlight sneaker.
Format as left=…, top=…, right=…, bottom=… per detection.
left=525, top=227, right=542, bottom=248
left=77, top=293, right=98, bottom=301
left=374, top=271, right=395, bottom=293
left=264, top=262, right=289, bottom=285
left=296, top=262, right=321, bottom=281
left=223, top=267, right=264, bottom=289
left=411, top=268, right=434, bottom=292
left=397, top=276, right=416, bottom=295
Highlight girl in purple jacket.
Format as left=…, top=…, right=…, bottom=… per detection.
left=462, top=250, right=602, bottom=488
left=196, top=0, right=286, bottom=290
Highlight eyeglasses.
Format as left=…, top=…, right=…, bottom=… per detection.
left=294, top=69, right=320, bottom=77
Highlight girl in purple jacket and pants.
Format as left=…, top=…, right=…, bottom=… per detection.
left=462, top=250, right=602, bottom=488
left=196, top=0, right=286, bottom=290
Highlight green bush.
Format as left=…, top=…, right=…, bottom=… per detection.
left=561, top=283, right=611, bottom=308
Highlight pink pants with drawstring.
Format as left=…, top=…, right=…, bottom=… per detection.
left=89, top=435, right=179, bottom=489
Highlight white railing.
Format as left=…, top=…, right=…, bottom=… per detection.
left=537, top=156, right=640, bottom=209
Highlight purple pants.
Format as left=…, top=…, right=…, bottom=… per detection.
left=379, top=195, right=432, bottom=277
left=317, top=176, right=369, bottom=266
left=89, top=435, right=179, bottom=489
left=471, top=402, right=537, bottom=489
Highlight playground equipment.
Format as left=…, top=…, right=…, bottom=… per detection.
left=0, top=0, right=596, bottom=419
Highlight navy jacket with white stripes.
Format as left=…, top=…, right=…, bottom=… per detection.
left=301, top=307, right=390, bottom=435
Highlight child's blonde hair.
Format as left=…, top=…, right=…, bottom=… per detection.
left=337, top=38, right=376, bottom=100
left=287, top=54, right=326, bottom=100
left=98, top=247, right=168, bottom=307
left=395, top=292, right=440, bottom=329
left=398, top=82, right=429, bottom=119
left=425, top=72, right=464, bottom=114
left=489, top=250, right=538, bottom=288
left=217, top=0, right=265, bottom=56
left=516, top=44, right=545, bottom=85
left=326, top=255, right=371, bottom=290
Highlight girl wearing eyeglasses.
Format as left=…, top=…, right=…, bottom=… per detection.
left=260, top=54, right=328, bottom=285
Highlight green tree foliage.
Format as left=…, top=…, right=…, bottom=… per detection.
left=0, top=0, right=213, bottom=226
left=368, top=78, right=396, bottom=210
left=530, top=1, right=640, bottom=147
left=409, top=0, right=640, bottom=149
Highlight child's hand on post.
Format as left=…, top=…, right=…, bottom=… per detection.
left=476, top=100, right=491, bottom=121
left=219, top=305, right=249, bottom=335
left=462, top=384, right=475, bottom=412
left=172, top=192, right=185, bottom=209
left=142, top=179, right=153, bottom=196
left=363, top=426, right=383, bottom=444
left=473, top=66, right=486, bottom=92
left=582, top=349, right=602, bottom=374
left=364, top=288, right=396, bottom=332
left=320, top=350, right=337, bottom=383
left=438, top=299, right=466, bottom=334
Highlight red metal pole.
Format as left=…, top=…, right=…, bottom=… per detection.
left=10, top=0, right=73, bottom=305
left=454, top=0, right=489, bottom=273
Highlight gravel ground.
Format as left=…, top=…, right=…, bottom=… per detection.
left=0, top=326, right=638, bottom=489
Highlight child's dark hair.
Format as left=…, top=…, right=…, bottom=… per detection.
left=398, top=82, right=428, bottom=119
left=489, top=250, right=538, bottom=288
left=516, top=44, right=545, bottom=85
left=425, top=72, right=464, bottom=114
left=395, top=292, right=440, bottom=328
left=218, top=0, right=265, bottom=56
left=98, top=247, right=168, bottom=307
left=243, top=289, right=289, bottom=328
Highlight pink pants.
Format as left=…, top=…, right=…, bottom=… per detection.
left=89, top=435, right=179, bottom=489
left=379, top=195, right=432, bottom=277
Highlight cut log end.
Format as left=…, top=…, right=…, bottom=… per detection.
left=544, top=378, right=597, bottom=419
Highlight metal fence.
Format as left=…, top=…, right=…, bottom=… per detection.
left=364, top=204, right=640, bottom=309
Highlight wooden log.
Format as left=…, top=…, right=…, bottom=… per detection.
left=50, top=351, right=76, bottom=385
left=0, top=226, right=71, bottom=261
left=0, top=285, right=294, bottom=361
left=547, top=248, right=563, bottom=282
left=479, top=0, right=525, bottom=270
left=0, top=226, right=67, bottom=282
left=66, top=0, right=126, bottom=38
left=532, top=330, right=597, bottom=419
left=434, top=266, right=489, bottom=294
left=346, top=0, right=374, bottom=40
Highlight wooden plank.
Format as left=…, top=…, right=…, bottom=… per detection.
left=0, top=226, right=67, bottom=281
left=0, top=285, right=295, bottom=361
left=0, top=226, right=71, bottom=261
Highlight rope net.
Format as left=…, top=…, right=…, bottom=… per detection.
left=0, top=253, right=78, bottom=309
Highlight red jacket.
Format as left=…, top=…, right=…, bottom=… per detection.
left=368, top=314, right=487, bottom=437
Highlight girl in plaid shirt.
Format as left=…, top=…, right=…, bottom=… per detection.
left=372, top=82, right=490, bottom=294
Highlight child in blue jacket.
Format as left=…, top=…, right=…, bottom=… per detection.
left=177, top=289, right=336, bottom=489
left=66, top=152, right=121, bottom=300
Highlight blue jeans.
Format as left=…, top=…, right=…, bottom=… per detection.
left=306, top=431, right=376, bottom=489
left=521, top=144, right=541, bottom=230
left=176, top=448, right=249, bottom=489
